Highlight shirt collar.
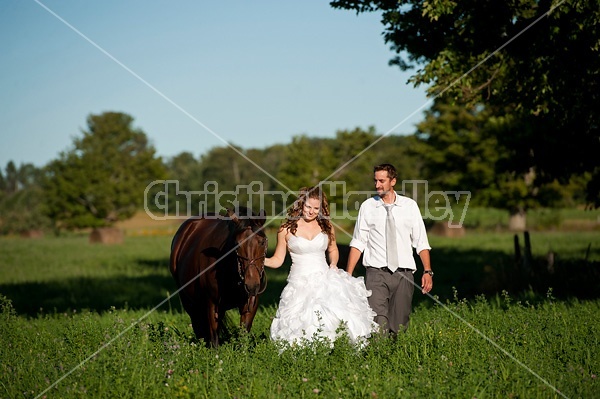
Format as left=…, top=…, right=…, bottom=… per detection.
left=375, top=191, right=401, bottom=207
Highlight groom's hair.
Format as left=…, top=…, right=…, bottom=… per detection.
left=374, top=163, right=397, bottom=180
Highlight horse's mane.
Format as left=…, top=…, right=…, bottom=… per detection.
left=227, top=206, right=266, bottom=234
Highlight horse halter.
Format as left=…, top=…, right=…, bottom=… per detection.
left=235, top=235, right=268, bottom=294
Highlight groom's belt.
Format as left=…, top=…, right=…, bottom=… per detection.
left=386, top=267, right=412, bottom=273
left=369, top=266, right=412, bottom=273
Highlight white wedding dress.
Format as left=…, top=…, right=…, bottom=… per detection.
left=270, top=233, right=378, bottom=346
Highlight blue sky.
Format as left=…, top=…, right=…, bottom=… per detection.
left=1, top=0, right=429, bottom=168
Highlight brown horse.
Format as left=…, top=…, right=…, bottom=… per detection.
left=169, top=207, right=268, bottom=347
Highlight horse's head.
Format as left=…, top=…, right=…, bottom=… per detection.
left=227, top=207, right=268, bottom=296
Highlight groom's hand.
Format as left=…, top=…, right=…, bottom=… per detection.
left=421, top=274, right=433, bottom=294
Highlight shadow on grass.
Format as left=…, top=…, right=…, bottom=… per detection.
left=1, top=245, right=597, bottom=318
left=263, top=244, right=536, bottom=308
left=0, top=273, right=178, bottom=316
left=0, top=255, right=291, bottom=317
left=336, top=243, right=600, bottom=307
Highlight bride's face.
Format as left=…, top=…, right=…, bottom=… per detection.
left=302, top=198, right=321, bottom=222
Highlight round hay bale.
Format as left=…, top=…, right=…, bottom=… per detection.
left=429, top=222, right=466, bottom=237
left=89, top=227, right=124, bottom=244
left=20, top=230, right=44, bottom=239
left=508, top=212, right=526, bottom=231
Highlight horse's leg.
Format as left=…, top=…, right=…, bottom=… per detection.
left=207, top=301, right=220, bottom=348
left=191, top=304, right=214, bottom=347
left=239, top=295, right=259, bottom=333
left=179, top=293, right=201, bottom=337
left=190, top=316, right=209, bottom=343
left=181, top=295, right=212, bottom=345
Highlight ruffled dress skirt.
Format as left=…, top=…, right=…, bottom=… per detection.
left=270, top=233, right=377, bottom=346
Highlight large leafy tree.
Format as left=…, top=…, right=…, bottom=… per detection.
left=412, top=101, right=500, bottom=194
left=413, top=100, right=580, bottom=225
left=331, top=0, right=600, bottom=206
left=43, top=112, right=166, bottom=229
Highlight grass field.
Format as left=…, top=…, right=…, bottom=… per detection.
left=1, top=214, right=599, bottom=398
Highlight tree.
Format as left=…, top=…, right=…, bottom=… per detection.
left=412, top=100, right=584, bottom=228
left=329, top=126, right=380, bottom=191
left=0, top=169, right=5, bottom=194
left=162, top=151, right=204, bottom=215
left=331, top=0, right=600, bottom=206
left=276, top=135, right=332, bottom=190
left=43, top=112, right=166, bottom=230
left=0, top=162, right=50, bottom=234
left=412, top=101, right=499, bottom=192
left=4, top=161, right=18, bottom=195
left=166, top=151, right=203, bottom=188
left=0, top=186, right=49, bottom=235
left=276, top=127, right=394, bottom=191
left=183, top=144, right=284, bottom=214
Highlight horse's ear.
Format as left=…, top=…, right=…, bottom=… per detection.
left=227, top=208, right=239, bottom=223
left=257, top=209, right=266, bottom=226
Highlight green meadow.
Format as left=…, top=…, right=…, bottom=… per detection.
left=1, top=218, right=599, bottom=398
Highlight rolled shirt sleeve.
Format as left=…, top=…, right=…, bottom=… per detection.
left=349, top=205, right=368, bottom=252
left=409, top=201, right=432, bottom=254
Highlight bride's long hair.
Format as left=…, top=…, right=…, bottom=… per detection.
left=282, top=186, right=334, bottom=243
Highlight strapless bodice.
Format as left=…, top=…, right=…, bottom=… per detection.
left=287, top=233, right=329, bottom=277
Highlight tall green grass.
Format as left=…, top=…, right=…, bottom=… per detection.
left=1, top=293, right=598, bottom=398
left=0, top=229, right=598, bottom=398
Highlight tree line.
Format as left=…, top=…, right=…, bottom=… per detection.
left=0, top=109, right=591, bottom=235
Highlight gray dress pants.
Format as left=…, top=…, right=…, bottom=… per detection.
left=365, top=267, right=414, bottom=333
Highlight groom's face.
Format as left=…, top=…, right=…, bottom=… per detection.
left=374, top=170, right=396, bottom=198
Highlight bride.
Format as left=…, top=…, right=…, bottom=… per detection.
left=265, top=186, right=377, bottom=346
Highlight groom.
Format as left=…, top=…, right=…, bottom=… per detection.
left=346, top=163, right=433, bottom=334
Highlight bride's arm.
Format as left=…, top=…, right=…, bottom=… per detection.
left=327, top=230, right=339, bottom=269
left=264, top=227, right=288, bottom=269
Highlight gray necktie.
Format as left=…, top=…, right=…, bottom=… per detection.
left=385, top=205, right=399, bottom=272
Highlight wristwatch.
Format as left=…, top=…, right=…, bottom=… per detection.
left=423, top=270, right=434, bottom=276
